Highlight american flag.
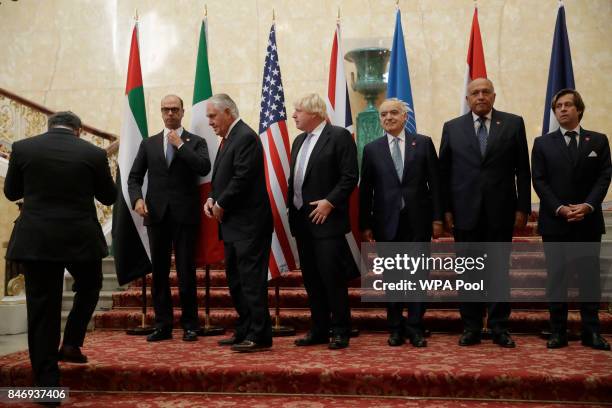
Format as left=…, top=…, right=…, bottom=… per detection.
left=326, top=22, right=361, bottom=269
left=258, top=24, right=298, bottom=279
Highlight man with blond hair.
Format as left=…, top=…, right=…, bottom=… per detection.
left=288, top=93, right=358, bottom=349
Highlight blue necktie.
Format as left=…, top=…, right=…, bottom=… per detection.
left=166, top=138, right=175, bottom=167
left=293, top=133, right=314, bottom=209
left=477, top=117, right=488, bottom=157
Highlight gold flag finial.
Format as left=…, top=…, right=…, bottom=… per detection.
left=337, top=7, right=340, bottom=22
left=396, top=0, right=400, bottom=10
left=135, top=9, right=139, bottom=21
left=205, top=4, right=208, bottom=18
left=273, top=8, right=276, bottom=22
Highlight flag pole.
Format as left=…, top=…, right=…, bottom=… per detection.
left=124, top=10, right=154, bottom=336
left=198, top=264, right=225, bottom=336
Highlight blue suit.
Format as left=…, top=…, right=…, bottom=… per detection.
left=359, top=132, right=442, bottom=334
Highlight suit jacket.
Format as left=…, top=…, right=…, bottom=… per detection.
left=128, top=129, right=210, bottom=226
left=210, top=120, right=272, bottom=242
left=4, top=128, right=116, bottom=262
left=532, top=128, right=611, bottom=236
left=288, top=123, right=358, bottom=239
left=359, top=133, right=442, bottom=241
left=439, top=109, right=531, bottom=231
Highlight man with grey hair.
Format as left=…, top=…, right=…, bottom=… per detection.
left=205, top=93, right=273, bottom=352
left=360, top=97, right=443, bottom=347
left=4, top=111, right=116, bottom=388
left=288, top=93, right=358, bottom=350
left=129, top=94, right=211, bottom=343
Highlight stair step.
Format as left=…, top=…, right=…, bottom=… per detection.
left=131, top=268, right=554, bottom=289
left=93, top=308, right=612, bottom=333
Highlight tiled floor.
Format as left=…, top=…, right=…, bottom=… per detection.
left=0, top=333, right=28, bottom=356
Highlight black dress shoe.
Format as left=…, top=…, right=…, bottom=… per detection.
left=328, top=335, right=349, bottom=350
left=387, top=332, right=405, bottom=347
left=458, top=331, right=481, bottom=346
left=58, top=345, right=87, bottom=363
left=295, top=332, right=329, bottom=346
left=146, top=328, right=172, bottom=342
left=492, top=331, right=516, bottom=348
left=183, top=330, right=198, bottom=342
left=231, top=340, right=272, bottom=352
left=547, top=332, right=568, bottom=349
left=581, top=332, right=611, bottom=351
left=408, top=331, right=427, bottom=348
left=218, top=336, right=242, bottom=346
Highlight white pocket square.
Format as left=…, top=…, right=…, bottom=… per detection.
left=588, top=151, right=598, bottom=157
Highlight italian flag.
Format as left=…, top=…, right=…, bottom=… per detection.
left=191, top=17, right=224, bottom=265
left=460, top=6, right=487, bottom=115
left=112, top=22, right=152, bottom=285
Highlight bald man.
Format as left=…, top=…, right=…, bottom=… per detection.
left=128, top=94, right=211, bottom=342
left=439, top=78, right=531, bottom=348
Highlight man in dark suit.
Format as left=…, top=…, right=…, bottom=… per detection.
left=288, top=93, right=359, bottom=350
left=204, top=93, right=273, bottom=352
left=4, top=111, right=116, bottom=387
left=360, top=98, right=443, bottom=347
left=128, top=95, right=210, bottom=342
left=439, top=78, right=531, bottom=348
left=532, top=89, right=611, bottom=351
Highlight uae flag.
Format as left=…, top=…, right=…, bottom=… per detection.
left=542, top=3, right=575, bottom=135
left=460, top=6, right=487, bottom=115
left=112, top=22, right=152, bottom=285
left=326, top=22, right=360, bottom=269
left=191, top=17, right=224, bottom=265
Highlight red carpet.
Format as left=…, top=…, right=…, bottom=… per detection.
left=1, top=332, right=610, bottom=404
left=13, top=391, right=604, bottom=407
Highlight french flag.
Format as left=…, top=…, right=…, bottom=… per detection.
left=542, top=3, right=575, bottom=135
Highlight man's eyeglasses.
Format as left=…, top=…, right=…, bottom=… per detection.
left=161, top=107, right=181, bottom=114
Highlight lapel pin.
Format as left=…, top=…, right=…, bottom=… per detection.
left=496, top=121, right=501, bottom=125
left=411, top=141, right=416, bottom=146
left=186, top=138, right=190, bottom=142
left=585, top=137, right=590, bottom=142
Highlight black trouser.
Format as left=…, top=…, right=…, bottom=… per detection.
left=454, top=214, right=513, bottom=334
left=384, top=210, right=429, bottom=335
left=23, top=260, right=102, bottom=387
left=148, top=211, right=199, bottom=331
left=224, top=234, right=273, bottom=344
left=296, top=230, right=352, bottom=337
left=542, top=231, right=602, bottom=335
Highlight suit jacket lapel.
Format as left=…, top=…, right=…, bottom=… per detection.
left=462, top=113, right=481, bottom=160
left=553, top=129, right=573, bottom=165
left=303, top=123, right=331, bottom=181
left=483, top=110, right=502, bottom=160
left=402, top=134, right=417, bottom=182
left=576, top=128, right=591, bottom=168
left=290, top=133, right=307, bottom=181
left=154, top=133, right=166, bottom=168
left=378, top=135, right=401, bottom=183
left=212, top=121, right=239, bottom=179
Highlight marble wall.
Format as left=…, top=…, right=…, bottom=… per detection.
left=0, top=0, right=610, bottom=203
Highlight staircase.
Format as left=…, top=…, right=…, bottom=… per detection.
left=93, top=211, right=612, bottom=334
left=61, top=257, right=125, bottom=330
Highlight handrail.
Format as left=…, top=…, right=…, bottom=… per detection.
left=0, top=87, right=118, bottom=143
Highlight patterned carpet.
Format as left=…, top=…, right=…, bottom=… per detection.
left=13, top=392, right=607, bottom=407
left=1, top=331, right=610, bottom=405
